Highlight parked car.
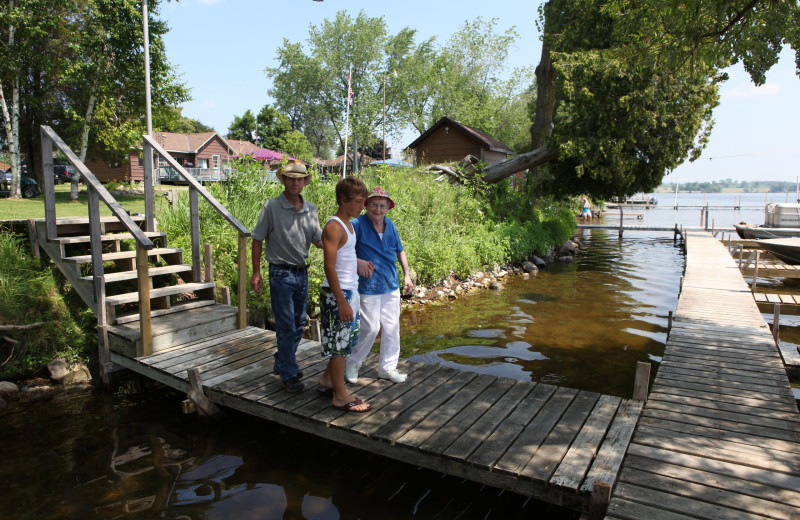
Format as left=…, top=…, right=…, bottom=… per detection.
left=0, top=171, right=39, bottom=198
left=53, top=164, right=75, bottom=184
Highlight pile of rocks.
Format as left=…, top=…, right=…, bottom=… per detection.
left=0, top=357, right=92, bottom=409
left=402, top=238, right=582, bottom=308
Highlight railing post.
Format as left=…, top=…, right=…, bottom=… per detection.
left=40, top=127, right=57, bottom=241
left=189, top=186, right=201, bottom=282
left=204, top=243, right=213, bottom=283
left=143, top=139, right=156, bottom=232
left=238, top=232, right=248, bottom=328
left=137, top=244, right=153, bottom=356
left=88, top=187, right=111, bottom=387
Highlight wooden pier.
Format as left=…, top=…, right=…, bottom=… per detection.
left=605, top=230, right=800, bottom=519
left=109, top=327, right=643, bottom=514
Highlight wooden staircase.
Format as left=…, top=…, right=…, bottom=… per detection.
left=36, top=215, right=239, bottom=357
left=38, top=126, right=251, bottom=385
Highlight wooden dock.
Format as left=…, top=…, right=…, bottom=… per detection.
left=605, top=230, right=800, bottom=519
left=109, top=328, right=643, bottom=514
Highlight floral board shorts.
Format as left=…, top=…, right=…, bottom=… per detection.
left=319, top=287, right=360, bottom=357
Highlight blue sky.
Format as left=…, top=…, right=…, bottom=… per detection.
left=160, top=0, right=800, bottom=183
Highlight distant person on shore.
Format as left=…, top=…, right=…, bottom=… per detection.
left=250, top=160, right=322, bottom=394
left=581, top=197, right=592, bottom=222
left=345, top=186, right=413, bottom=385
left=318, top=176, right=372, bottom=413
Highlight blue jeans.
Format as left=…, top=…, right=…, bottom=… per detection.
left=269, top=264, right=308, bottom=380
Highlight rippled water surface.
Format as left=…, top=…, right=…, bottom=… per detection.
left=0, top=383, right=577, bottom=519
left=401, top=230, right=684, bottom=398
left=11, top=192, right=794, bottom=519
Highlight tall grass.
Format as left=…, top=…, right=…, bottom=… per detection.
left=0, top=230, right=91, bottom=378
left=157, top=162, right=575, bottom=319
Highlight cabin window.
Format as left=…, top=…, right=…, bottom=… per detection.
left=197, top=158, right=209, bottom=169
left=158, top=157, right=168, bottom=168
left=212, top=155, right=220, bottom=168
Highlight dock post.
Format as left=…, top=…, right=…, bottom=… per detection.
left=588, top=481, right=612, bottom=520
left=752, top=251, right=760, bottom=294
left=773, top=303, right=780, bottom=344
left=633, top=362, right=651, bottom=402
left=673, top=224, right=678, bottom=244
left=667, top=310, right=673, bottom=333
left=618, top=207, right=623, bottom=239
left=187, top=368, right=221, bottom=417
left=705, top=207, right=710, bottom=230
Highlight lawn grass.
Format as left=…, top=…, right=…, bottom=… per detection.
left=0, top=184, right=180, bottom=221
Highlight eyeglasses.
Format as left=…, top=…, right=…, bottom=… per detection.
left=368, top=202, right=389, bottom=210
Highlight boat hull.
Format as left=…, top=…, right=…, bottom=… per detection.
left=734, top=223, right=800, bottom=240
left=755, top=238, right=800, bottom=265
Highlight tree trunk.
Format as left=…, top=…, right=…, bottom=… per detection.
left=529, top=0, right=557, bottom=180
left=479, top=1, right=560, bottom=185
left=73, top=92, right=97, bottom=201
left=482, top=145, right=558, bottom=183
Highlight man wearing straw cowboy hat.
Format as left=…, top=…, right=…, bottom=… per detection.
left=251, top=159, right=322, bottom=393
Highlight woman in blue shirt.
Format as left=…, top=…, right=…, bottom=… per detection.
left=345, top=187, right=413, bottom=384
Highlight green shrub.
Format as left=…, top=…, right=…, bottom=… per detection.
left=156, top=163, right=576, bottom=319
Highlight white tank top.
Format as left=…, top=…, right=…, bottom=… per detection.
left=321, top=216, right=358, bottom=291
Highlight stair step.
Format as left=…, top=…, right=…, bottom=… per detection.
left=62, top=247, right=182, bottom=264
left=108, top=303, right=240, bottom=357
left=113, top=299, right=217, bottom=325
left=105, top=282, right=216, bottom=306
left=52, top=231, right=166, bottom=245
left=78, top=264, right=193, bottom=283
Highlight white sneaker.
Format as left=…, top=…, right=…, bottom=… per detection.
left=345, top=360, right=359, bottom=384
left=377, top=369, right=407, bottom=383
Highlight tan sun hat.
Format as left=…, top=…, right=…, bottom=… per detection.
left=277, top=160, right=311, bottom=185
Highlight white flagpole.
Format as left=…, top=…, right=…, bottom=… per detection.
left=343, top=64, right=352, bottom=179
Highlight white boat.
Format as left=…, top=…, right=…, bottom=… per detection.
left=734, top=203, right=800, bottom=239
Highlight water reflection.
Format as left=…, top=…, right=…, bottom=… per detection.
left=0, top=384, right=578, bottom=519
left=401, top=232, right=683, bottom=398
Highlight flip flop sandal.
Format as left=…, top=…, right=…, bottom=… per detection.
left=331, top=398, right=371, bottom=413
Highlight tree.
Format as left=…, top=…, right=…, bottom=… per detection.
left=160, top=106, right=214, bottom=134
left=486, top=0, right=800, bottom=199
left=227, top=109, right=256, bottom=143
left=0, top=0, right=189, bottom=199
left=281, top=130, right=314, bottom=163
left=268, top=10, right=433, bottom=159
left=255, top=105, right=292, bottom=150
left=400, top=18, right=535, bottom=145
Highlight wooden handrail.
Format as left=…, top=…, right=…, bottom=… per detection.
left=142, top=135, right=250, bottom=236
left=143, top=135, right=251, bottom=329
left=40, top=126, right=155, bottom=249
left=40, top=125, right=156, bottom=360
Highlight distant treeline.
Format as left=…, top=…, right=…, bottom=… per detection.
left=660, top=180, right=798, bottom=193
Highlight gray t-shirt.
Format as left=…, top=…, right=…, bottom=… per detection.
left=251, top=193, right=323, bottom=266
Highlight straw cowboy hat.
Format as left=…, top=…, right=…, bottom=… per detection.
left=276, top=160, right=311, bottom=185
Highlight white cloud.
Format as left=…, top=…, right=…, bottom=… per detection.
left=724, top=80, right=781, bottom=99
left=201, top=99, right=217, bottom=108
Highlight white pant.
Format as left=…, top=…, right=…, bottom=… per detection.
left=348, top=290, right=401, bottom=372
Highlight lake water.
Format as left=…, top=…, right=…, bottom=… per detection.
left=2, top=191, right=795, bottom=518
